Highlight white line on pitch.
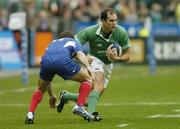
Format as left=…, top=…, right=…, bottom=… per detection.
left=0, top=104, right=27, bottom=107
left=116, top=123, right=129, bottom=128
left=173, top=109, right=180, bottom=112
left=98, top=102, right=180, bottom=106
left=146, top=114, right=180, bottom=118
left=0, top=83, right=62, bottom=95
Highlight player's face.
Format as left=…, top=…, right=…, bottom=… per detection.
left=102, top=13, right=117, bottom=33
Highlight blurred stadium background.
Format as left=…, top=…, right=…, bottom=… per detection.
left=0, top=0, right=180, bottom=128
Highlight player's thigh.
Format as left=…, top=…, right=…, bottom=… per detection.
left=103, top=63, right=113, bottom=88
left=90, top=57, right=105, bottom=92
left=93, top=71, right=105, bottom=93
left=40, top=56, right=55, bottom=82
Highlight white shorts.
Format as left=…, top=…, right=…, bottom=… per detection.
left=90, top=56, right=113, bottom=88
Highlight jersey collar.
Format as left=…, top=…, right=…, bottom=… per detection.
left=96, top=23, right=113, bottom=42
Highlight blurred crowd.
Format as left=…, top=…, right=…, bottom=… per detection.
left=0, top=0, right=180, bottom=36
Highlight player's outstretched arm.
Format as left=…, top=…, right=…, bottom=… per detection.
left=75, top=51, right=94, bottom=80
left=47, top=84, right=57, bottom=108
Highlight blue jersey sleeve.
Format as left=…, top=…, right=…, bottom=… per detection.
left=74, top=40, right=82, bottom=53
left=47, top=38, right=83, bottom=57
left=62, top=38, right=82, bottom=54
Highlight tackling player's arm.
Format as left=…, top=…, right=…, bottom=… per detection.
left=47, top=84, right=57, bottom=108
left=73, top=39, right=93, bottom=76
left=75, top=51, right=94, bottom=80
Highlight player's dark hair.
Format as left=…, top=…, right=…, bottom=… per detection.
left=59, top=31, right=74, bottom=39
left=100, top=8, right=116, bottom=21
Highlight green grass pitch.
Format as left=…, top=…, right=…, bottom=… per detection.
left=0, top=65, right=180, bottom=129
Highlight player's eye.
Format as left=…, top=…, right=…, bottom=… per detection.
left=108, top=19, right=117, bottom=23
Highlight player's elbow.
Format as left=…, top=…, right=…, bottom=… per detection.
left=125, top=56, right=130, bottom=62
left=123, top=48, right=131, bottom=62
left=122, top=55, right=130, bottom=62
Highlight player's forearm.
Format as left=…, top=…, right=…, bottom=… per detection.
left=76, top=51, right=90, bottom=68
left=116, top=48, right=130, bottom=62
left=116, top=53, right=130, bottom=62
left=47, top=85, right=55, bottom=96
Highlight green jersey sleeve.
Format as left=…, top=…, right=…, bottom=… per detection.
left=75, top=28, right=90, bottom=45
left=115, top=26, right=131, bottom=50
left=75, top=25, right=97, bottom=45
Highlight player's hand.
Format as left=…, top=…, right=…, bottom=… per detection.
left=106, top=44, right=118, bottom=62
left=49, top=95, right=57, bottom=109
left=87, top=66, right=95, bottom=81
left=87, top=54, right=93, bottom=64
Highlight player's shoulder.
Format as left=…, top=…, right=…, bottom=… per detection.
left=77, top=24, right=98, bottom=39
left=114, top=25, right=127, bottom=34
left=83, top=24, right=99, bottom=32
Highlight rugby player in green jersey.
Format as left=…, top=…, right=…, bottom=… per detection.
left=57, top=8, right=131, bottom=121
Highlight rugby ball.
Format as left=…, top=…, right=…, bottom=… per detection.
left=111, top=43, right=122, bottom=56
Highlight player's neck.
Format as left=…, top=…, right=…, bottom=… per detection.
left=101, top=27, right=112, bottom=34
left=101, top=29, right=111, bottom=39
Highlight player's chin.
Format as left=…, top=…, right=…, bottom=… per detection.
left=112, top=25, right=116, bottom=28
left=110, top=27, right=116, bottom=31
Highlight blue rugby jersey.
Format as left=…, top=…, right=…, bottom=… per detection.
left=45, top=38, right=82, bottom=58
left=39, top=38, right=82, bottom=81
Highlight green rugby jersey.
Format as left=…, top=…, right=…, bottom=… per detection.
left=75, top=24, right=131, bottom=64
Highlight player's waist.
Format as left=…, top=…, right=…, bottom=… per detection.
left=90, top=54, right=112, bottom=65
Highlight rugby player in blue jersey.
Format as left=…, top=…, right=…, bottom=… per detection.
left=25, top=32, right=94, bottom=124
